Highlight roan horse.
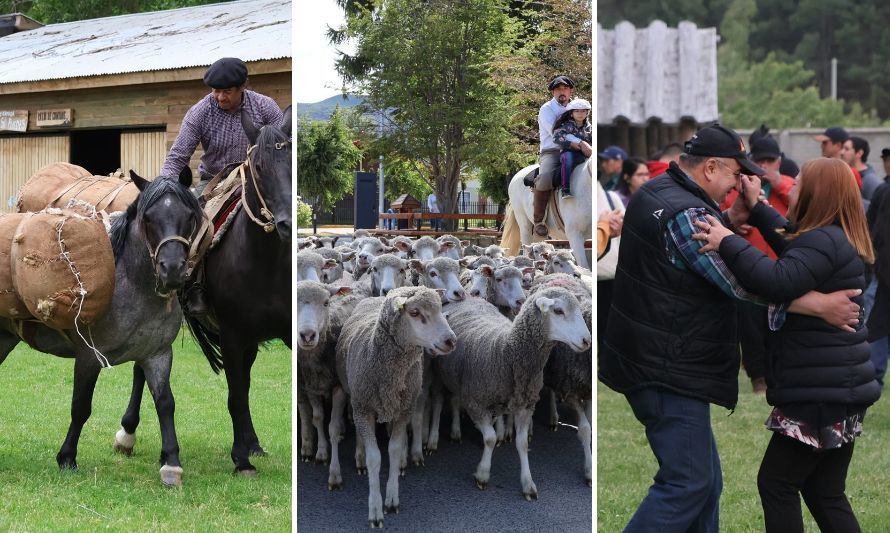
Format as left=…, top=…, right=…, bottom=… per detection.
left=119, top=106, right=292, bottom=475
left=501, top=158, right=593, bottom=269
left=0, top=171, right=201, bottom=486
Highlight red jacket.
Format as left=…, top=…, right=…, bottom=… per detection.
left=720, top=174, right=795, bottom=259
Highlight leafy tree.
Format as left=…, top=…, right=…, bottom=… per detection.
left=296, top=198, right=312, bottom=229
left=296, top=107, right=363, bottom=212
left=1, top=0, right=222, bottom=23
left=333, top=0, right=521, bottom=226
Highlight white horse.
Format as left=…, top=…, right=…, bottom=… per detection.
left=502, top=158, right=593, bottom=269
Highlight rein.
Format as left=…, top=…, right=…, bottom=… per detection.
left=239, top=139, right=290, bottom=233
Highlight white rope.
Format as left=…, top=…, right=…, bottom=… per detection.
left=56, top=215, right=111, bottom=369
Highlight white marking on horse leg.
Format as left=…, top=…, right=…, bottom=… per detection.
left=113, top=427, right=135, bottom=456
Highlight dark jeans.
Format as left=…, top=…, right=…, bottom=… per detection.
left=559, top=151, right=587, bottom=191
left=624, top=388, right=722, bottom=533
left=738, top=301, right=767, bottom=380
left=758, top=432, right=860, bottom=533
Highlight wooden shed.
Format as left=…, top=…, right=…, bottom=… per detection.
left=597, top=20, right=718, bottom=159
left=0, top=0, right=291, bottom=212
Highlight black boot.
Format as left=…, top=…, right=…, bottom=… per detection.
left=184, top=283, right=209, bottom=317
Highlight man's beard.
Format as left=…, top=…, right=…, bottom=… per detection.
left=557, top=95, right=569, bottom=105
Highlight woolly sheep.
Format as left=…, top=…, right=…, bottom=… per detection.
left=297, top=280, right=352, bottom=463
left=436, top=234, right=465, bottom=260
left=433, top=287, right=590, bottom=500
left=528, top=273, right=592, bottom=485
left=297, top=249, right=337, bottom=282
left=354, top=237, right=392, bottom=278
left=329, top=286, right=457, bottom=528
left=509, top=255, right=538, bottom=289
left=463, top=243, right=485, bottom=257
left=523, top=242, right=555, bottom=261
left=389, top=236, right=414, bottom=259
left=315, top=247, right=356, bottom=284
left=484, top=244, right=508, bottom=262
left=411, top=236, right=441, bottom=261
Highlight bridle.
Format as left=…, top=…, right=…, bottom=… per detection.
left=240, top=134, right=291, bottom=233
left=140, top=199, right=200, bottom=298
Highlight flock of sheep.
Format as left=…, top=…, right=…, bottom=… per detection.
left=296, top=230, right=592, bottom=528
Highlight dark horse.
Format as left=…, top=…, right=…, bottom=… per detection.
left=119, top=106, right=292, bottom=475
left=0, top=171, right=201, bottom=486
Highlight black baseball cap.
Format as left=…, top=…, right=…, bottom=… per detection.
left=813, top=126, right=849, bottom=144
left=548, top=75, right=575, bottom=91
left=749, top=136, right=782, bottom=161
left=881, top=148, right=890, bottom=160
left=204, top=57, right=248, bottom=89
left=684, top=124, right=765, bottom=176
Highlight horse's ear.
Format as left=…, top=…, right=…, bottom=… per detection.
left=178, top=166, right=193, bottom=188
left=280, top=106, right=292, bottom=137
left=241, top=109, right=260, bottom=145
left=129, top=170, right=149, bottom=191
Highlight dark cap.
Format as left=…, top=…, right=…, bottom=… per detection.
left=684, top=124, right=765, bottom=176
left=749, top=136, right=782, bottom=162
left=881, top=148, right=890, bottom=160
left=813, top=126, right=848, bottom=144
left=597, top=145, right=627, bottom=161
left=203, top=57, right=248, bottom=89
left=548, top=75, right=575, bottom=91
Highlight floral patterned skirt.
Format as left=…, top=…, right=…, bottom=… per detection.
left=766, top=407, right=863, bottom=450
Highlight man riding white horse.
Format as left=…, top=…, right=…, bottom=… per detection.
left=533, top=75, right=575, bottom=236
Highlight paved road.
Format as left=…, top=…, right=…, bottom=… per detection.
left=297, top=399, right=592, bottom=532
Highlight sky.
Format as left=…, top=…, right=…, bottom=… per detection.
left=294, top=0, right=353, bottom=103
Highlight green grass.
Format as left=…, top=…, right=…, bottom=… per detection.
left=0, top=329, right=291, bottom=531
left=597, top=376, right=890, bottom=531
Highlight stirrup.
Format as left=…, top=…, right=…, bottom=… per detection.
left=534, top=222, right=548, bottom=237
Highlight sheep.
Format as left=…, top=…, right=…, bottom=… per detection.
left=297, top=249, right=337, bottom=282
left=411, top=236, right=441, bottom=261
left=315, top=247, right=356, bottom=284
left=297, top=280, right=352, bottom=464
left=316, top=236, right=339, bottom=249
left=297, top=236, right=317, bottom=250
left=484, top=244, right=508, bottom=262
left=329, top=286, right=457, bottom=528
left=389, top=236, right=414, bottom=259
left=354, top=237, right=392, bottom=278
left=509, top=255, right=538, bottom=289
left=528, top=273, right=592, bottom=485
left=463, top=243, right=485, bottom=257
left=523, top=242, right=556, bottom=261
left=433, top=287, right=590, bottom=500
left=436, top=234, right=465, bottom=260
left=334, top=244, right=358, bottom=276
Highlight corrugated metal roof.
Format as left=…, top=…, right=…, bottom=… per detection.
left=0, top=0, right=291, bottom=85
left=597, top=20, right=718, bottom=125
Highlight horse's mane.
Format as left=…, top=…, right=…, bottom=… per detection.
left=109, top=176, right=202, bottom=262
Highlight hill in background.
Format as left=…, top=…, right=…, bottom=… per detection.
left=297, top=94, right=365, bottom=121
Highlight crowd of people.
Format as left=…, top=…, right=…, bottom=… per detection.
left=598, top=122, right=889, bottom=531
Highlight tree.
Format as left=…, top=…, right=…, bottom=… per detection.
left=296, top=107, right=363, bottom=212
left=0, top=0, right=221, bottom=23
left=333, top=0, right=521, bottom=226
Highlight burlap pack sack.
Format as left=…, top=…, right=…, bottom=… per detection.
left=17, top=162, right=138, bottom=213
left=11, top=209, right=115, bottom=329
left=0, top=213, right=31, bottom=320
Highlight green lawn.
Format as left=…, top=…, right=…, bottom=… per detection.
left=597, top=376, right=890, bottom=531
left=0, top=329, right=291, bottom=531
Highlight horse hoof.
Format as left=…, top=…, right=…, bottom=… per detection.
left=369, top=519, right=384, bottom=528
left=523, top=488, right=538, bottom=501
left=58, top=460, right=78, bottom=471
left=113, top=428, right=136, bottom=456
left=160, top=465, right=183, bottom=487
left=384, top=504, right=399, bottom=514
left=474, top=478, right=487, bottom=490
left=328, top=481, right=342, bottom=491
left=234, top=467, right=258, bottom=478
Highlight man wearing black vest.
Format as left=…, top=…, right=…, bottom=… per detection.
left=600, top=124, right=863, bottom=531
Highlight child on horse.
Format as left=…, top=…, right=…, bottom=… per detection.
left=553, top=98, right=592, bottom=198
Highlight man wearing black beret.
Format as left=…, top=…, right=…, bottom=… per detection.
left=161, top=57, right=284, bottom=316
left=160, top=57, right=284, bottom=195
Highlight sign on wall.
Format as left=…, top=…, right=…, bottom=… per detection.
left=0, top=110, right=28, bottom=132
left=36, top=108, right=73, bottom=128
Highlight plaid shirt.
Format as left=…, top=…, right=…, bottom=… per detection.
left=553, top=120, right=592, bottom=151
left=666, top=206, right=767, bottom=305
left=160, top=90, right=284, bottom=179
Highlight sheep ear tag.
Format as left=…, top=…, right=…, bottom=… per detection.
left=393, top=296, right=409, bottom=312
left=535, top=296, right=556, bottom=313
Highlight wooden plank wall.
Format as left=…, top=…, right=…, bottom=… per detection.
left=0, top=135, right=68, bottom=212
left=121, top=130, right=165, bottom=179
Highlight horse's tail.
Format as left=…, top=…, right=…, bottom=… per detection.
left=500, top=204, right=521, bottom=254
left=184, top=315, right=225, bottom=374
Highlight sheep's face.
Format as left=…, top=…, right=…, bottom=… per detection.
left=437, top=239, right=462, bottom=260
left=357, top=238, right=388, bottom=268
left=520, top=266, right=537, bottom=290
left=413, top=258, right=466, bottom=302
left=296, top=251, right=325, bottom=283
left=395, top=295, right=457, bottom=356
left=391, top=238, right=413, bottom=259
left=535, top=291, right=591, bottom=352
left=492, top=266, right=527, bottom=313
left=547, top=252, right=578, bottom=276
left=296, top=282, right=350, bottom=350
left=484, top=246, right=505, bottom=261
left=370, top=255, right=409, bottom=296
left=412, top=237, right=438, bottom=261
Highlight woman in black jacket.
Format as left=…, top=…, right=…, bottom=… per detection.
left=693, top=157, right=880, bottom=533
